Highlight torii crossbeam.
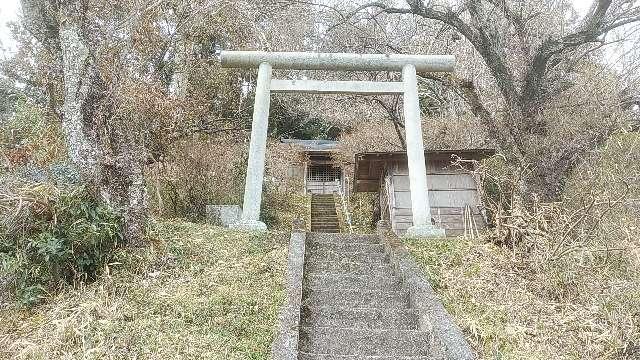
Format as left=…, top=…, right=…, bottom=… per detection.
left=220, top=51, right=455, bottom=238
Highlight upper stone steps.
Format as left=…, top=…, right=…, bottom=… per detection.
left=311, top=194, right=340, bottom=233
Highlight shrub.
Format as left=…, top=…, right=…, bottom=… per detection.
left=348, top=192, right=376, bottom=233
left=0, top=98, right=66, bottom=169
left=0, top=184, right=123, bottom=306
left=146, top=137, right=246, bottom=220
left=260, top=182, right=310, bottom=230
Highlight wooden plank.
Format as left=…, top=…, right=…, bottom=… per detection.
left=394, top=161, right=474, bottom=175
left=394, top=207, right=482, bottom=216
left=393, top=220, right=475, bottom=231
left=392, top=174, right=477, bottom=191
left=394, top=190, right=481, bottom=208
left=394, top=214, right=486, bottom=224
left=271, top=79, right=404, bottom=95
left=394, top=228, right=476, bottom=238
left=355, top=179, right=379, bottom=192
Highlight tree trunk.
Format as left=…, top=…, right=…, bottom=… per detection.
left=58, top=1, right=148, bottom=244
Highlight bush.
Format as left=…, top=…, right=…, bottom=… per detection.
left=0, top=184, right=123, bottom=306
left=146, top=137, right=247, bottom=221
left=0, top=98, right=66, bottom=170
left=260, top=183, right=310, bottom=230
left=348, top=192, right=377, bottom=233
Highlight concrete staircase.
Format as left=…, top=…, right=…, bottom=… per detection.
left=310, top=195, right=340, bottom=233
left=298, top=233, right=434, bottom=359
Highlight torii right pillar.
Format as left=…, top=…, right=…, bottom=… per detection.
left=402, top=64, right=446, bottom=238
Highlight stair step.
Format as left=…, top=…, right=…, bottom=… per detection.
left=306, top=250, right=386, bottom=264
left=308, top=234, right=380, bottom=244
left=307, top=241, right=384, bottom=254
left=301, top=307, right=419, bottom=330
left=299, top=327, right=431, bottom=356
left=298, top=354, right=438, bottom=360
left=305, top=261, right=392, bottom=276
left=302, top=289, right=409, bottom=308
left=304, top=274, right=401, bottom=291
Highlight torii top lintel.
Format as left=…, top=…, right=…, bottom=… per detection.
left=220, top=51, right=455, bottom=73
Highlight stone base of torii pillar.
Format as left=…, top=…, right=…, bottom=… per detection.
left=406, top=225, right=446, bottom=238
left=229, top=220, right=267, bottom=232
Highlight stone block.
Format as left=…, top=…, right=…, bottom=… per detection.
left=206, top=205, right=242, bottom=227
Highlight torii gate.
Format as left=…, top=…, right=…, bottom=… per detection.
left=220, top=51, right=454, bottom=237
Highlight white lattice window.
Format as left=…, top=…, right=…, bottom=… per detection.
left=307, top=164, right=341, bottom=182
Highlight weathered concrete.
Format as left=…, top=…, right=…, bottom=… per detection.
left=270, top=79, right=404, bottom=95
left=232, top=62, right=272, bottom=232
left=377, top=221, right=475, bottom=359
left=271, top=220, right=306, bottom=359
left=205, top=205, right=241, bottom=227
left=220, top=51, right=455, bottom=72
left=402, top=64, right=445, bottom=238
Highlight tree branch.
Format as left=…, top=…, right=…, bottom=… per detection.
left=363, top=0, right=521, bottom=114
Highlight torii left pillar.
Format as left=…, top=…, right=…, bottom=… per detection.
left=231, top=62, right=272, bottom=231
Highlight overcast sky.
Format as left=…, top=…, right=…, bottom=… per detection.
left=0, top=0, right=596, bottom=58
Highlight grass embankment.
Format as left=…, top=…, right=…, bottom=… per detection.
left=0, top=221, right=288, bottom=359
left=406, top=236, right=639, bottom=359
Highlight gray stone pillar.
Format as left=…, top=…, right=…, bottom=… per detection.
left=401, top=64, right=445, bottom=238
left=231, top=62, right=272, bottom=231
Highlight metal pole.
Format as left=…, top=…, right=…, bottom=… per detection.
left=232, top=62, right=272, bottom=231
left=402, top=64, right=445, bottom=238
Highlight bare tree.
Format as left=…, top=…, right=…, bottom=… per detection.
left=336, top=0, right=640, bottom=202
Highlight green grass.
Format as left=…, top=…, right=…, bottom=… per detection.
left=0, top=221, right=288, bottom=359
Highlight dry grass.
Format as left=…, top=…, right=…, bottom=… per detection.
left=407, top=235, right=639, bottom=359
left=0, top=221, right=288, bottom=359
